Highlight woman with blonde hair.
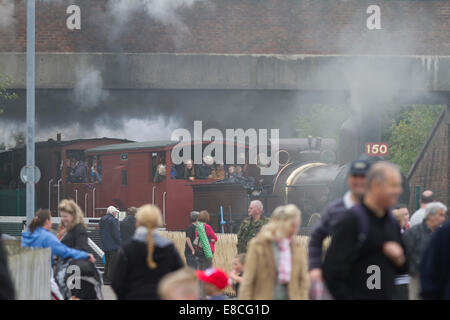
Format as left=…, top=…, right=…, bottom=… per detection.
left=58, top=199, right=88, bottom=252
left=238, top=204, right=309, bottom=300
left=112, top=204, right=184, bottom=299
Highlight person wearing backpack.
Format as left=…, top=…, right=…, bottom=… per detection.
left=193, top=210, right=218, bottom=270
left=308, top=159, right=369, bottom=299
left=322, top=161, right=408, bottom=300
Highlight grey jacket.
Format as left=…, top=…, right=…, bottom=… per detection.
left=402, top=220, right=433, bottom=277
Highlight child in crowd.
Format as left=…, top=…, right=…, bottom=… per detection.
left=229, top=254, right=245, bottom=296
left=196, top=268, right=229, bottom=300
left=158, top=268, right=200, bottom=300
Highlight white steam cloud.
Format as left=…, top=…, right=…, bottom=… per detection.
left=73, top=66, right=109, bottom=109
left=107, top=0, right=207, bottom=46
left=0, top=0, right=15, bottom=29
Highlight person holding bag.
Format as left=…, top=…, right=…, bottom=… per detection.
left=193, top=211, right=217, bottom=270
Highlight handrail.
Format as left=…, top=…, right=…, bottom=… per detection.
left=75, top=189, right=78, bottom=205
left=56, top=178, right=62, bottom=216
left=84, top=193, right=88, bottom=216
left=88, top=237, right=104, bottom=259
left=48, top=179, right=53, bottom=211
left=152, top=186, right=156, bottom=205
left=92, top=188, right=96, bottom=218
left=162, top=191, right=167, bottom=225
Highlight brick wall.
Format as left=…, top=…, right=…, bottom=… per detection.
left=408, top=109, right=449, bottom=210
left=1, top=0, right=450, bottom=55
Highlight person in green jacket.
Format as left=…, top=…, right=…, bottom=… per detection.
left=237, top=200, right=269, bottom=253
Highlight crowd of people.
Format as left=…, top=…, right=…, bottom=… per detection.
left=1, top=158, right=449, bottom=300
left=64, top=157, right=102, bottom=184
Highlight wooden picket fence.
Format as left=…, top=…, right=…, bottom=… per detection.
left=4, top=240, right=52, bottom=300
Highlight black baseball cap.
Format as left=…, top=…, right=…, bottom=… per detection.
left=348, top=159, right=370, bottom=176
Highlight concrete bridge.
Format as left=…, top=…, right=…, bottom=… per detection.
left=1, top=53, right=450, bottom=93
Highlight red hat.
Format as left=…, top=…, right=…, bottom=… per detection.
left=196, top=268, right=229, bottom=290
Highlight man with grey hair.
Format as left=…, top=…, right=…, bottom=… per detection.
left=403, top=201, right=447, bottom=300
left=185, top=211, right=199, bottom=268
left=237, top=200, right=269, bottom=253
left=323, top=161, right=408, bottom=299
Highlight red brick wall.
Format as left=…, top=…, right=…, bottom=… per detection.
left=1, top=0, right=450, bottom=55
left=408, top=111, right=449, bottom=210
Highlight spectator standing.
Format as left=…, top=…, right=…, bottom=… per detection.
left=409, top=190, right=434, bottom=227
left=193, top=211, right=218, bottom=270
left=99, top=206, right=122, bottom=285
left=185, top=211, right=199, bottom=269
left=237, top=200, right=269, bottom=254
left=211, top=163, right=226, bottom=180
left=120, top=207, right=137, bottom=244
left=0, top=234, right=15, bottom=300
left=322, top=161, right=408, bottom=300
left=308, top=159, right=369, bottom=299
left=21, top=209, right=95, bottom=299
left=58, top=199, right=89, bottom=252
left=196, top=156, right=214, bottom=179
left=229, top=253, right=246, bottom=296
left=112, top=205, right=184, bottom=299
left=184, top=160, right=196, bottom=181
left=392, top=208, right=409, bottom=300
left=403, top=202, right=447, bottom=300
left=395, top=203, right=410, bottom=231
left=238, top=204, right=309, bottom=300
left=420, top=220, right=450, bottom=300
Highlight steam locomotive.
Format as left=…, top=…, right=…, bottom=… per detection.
left=0, top=125, right=409, bottom=235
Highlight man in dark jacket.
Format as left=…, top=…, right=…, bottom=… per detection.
left=308, top=159, right=369, bottom=298
left=403, top=201, right=447, bottom=300
left=0, top=235, right=15, bottom=300
left=185, top=211, right=199, bottom=269
left=420, top=220, right=450, bottom=300
left=71, top=159, right=88, bottom=183
left=323, top=161, right=408, bottom=300
left=100, top=206, right=122, bottom=285
left=120, top=207, right=137, bottom=244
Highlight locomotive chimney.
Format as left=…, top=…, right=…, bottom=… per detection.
left=315, top=137, right=322, bottom=150
left=56, top=133, right=61, bottom=142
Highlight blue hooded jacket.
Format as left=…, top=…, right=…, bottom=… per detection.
left=21, top=227, right=89, bottom=265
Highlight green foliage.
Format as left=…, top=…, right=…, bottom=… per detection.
left=294, top=104, right=351, bottom=141
left=293, top=103, right=443, bottom=175
left=0, top=74, right=18, bottom=115
left=385, top=105, right=444, bottom=174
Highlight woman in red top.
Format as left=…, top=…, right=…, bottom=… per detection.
left=195, top=210, right=218, bottom=269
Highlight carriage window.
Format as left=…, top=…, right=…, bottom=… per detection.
left=121, top=170, right=127, bottom=186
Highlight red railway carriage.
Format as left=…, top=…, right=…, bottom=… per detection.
left=0, top=136, right=132, bottom=217
left=84, top=140, right=261, bottom=231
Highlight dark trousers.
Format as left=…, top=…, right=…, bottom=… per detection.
left=104, top=249, right=119, bottom=284
left=393, top=284, right=409, bottom=300
left=185, top=253, right=198, bottom=269
left=196, top=257, right=212, bottom=270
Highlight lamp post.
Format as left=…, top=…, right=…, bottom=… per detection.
left=26, top=0, right=36, bottom=226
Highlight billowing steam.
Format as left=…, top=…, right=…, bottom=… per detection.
left=107, top=0, right=207, bottom=47
left=74, top=66, right=109, bottom=109
left=0, top=0, right=15, bottom=29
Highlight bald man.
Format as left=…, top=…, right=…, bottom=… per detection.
left=409, top=190, right=434, bottom=228
left=323, top=162, right=408, bottom=300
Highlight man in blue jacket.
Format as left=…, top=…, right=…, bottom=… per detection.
left=100, top=206, right=122, bottom=285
